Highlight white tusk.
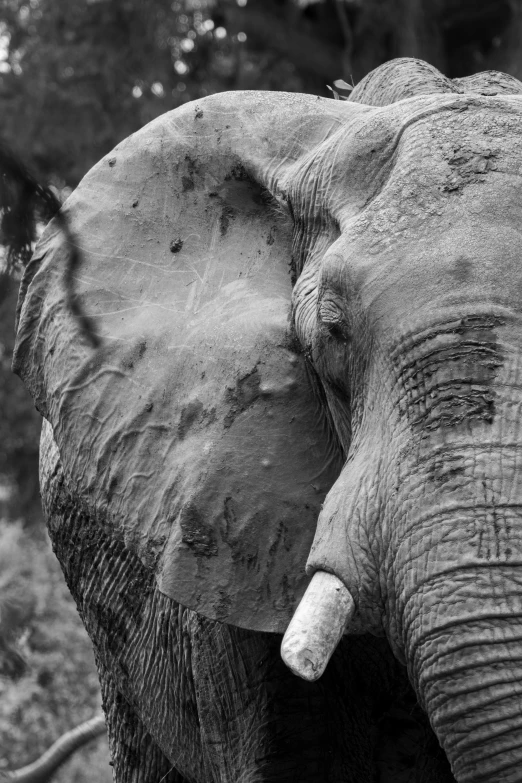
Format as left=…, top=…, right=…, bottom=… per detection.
left=280, top=571, right=355, bottom=682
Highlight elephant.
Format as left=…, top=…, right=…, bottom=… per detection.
left=12, top=55, right=522, bottom=781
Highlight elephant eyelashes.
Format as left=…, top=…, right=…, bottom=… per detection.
left=318, top=299, right=350, bottom=343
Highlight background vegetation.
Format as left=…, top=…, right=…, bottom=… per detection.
left=1, top=0, right=522, bottom=777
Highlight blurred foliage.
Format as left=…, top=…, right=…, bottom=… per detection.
left=0, top=0, right=309, bottom=187
left=0, top=520, right=110, bottom=781
left=0, top=275, right=41, bottom=525
left=0, top=0, right=519, bottom=189
left=1, top=0, right=522, bottom=778
left=0, top=0, right=219, bottom=186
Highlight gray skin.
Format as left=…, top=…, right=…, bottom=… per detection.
left=13, top=57, right=522, bottom=782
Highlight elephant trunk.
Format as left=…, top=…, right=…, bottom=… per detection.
left=391, top=421, right=522, bottom=780
left=410, top=604, right=522, bottom=782
left=398, top=490, right=522, bottom=782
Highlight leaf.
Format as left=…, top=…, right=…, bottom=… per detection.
left=326, top=84, right=340, bottom=100
left=333, top=78, right=353, bottom=91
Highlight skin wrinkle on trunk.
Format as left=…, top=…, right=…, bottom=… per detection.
left=386, top=335, right=522, bottom=780
left=386, top=308, right=522, bottom=777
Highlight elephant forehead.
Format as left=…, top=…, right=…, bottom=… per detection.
left=333, top=214, right=522, bottom=380
left=393, top=103, right=522, bottom=189
left=340, top=103, right=522, bottom=254
left=294, top=96, right=522, bottom=228
left=326, top=106, right=522, bottom=347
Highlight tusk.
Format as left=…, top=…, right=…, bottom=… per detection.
left=280, top=571, right=355, bottom=682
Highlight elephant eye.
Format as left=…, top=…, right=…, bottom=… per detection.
left=318, top=298, right=349, bottom=343
left=326, top=322, right=347, bottom=341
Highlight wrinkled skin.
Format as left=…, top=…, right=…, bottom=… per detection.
left=14, top=58, right=522, bottom=781
left=40, top=423, right=452, bottom=782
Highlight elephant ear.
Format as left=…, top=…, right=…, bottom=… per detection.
left=13, top=91, right=355, bottom=632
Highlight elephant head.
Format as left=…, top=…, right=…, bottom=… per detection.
left=13, top=57, right=522, bottom=781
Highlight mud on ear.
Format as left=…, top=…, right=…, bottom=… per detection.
left=13, top=92, right=348, bottom=632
